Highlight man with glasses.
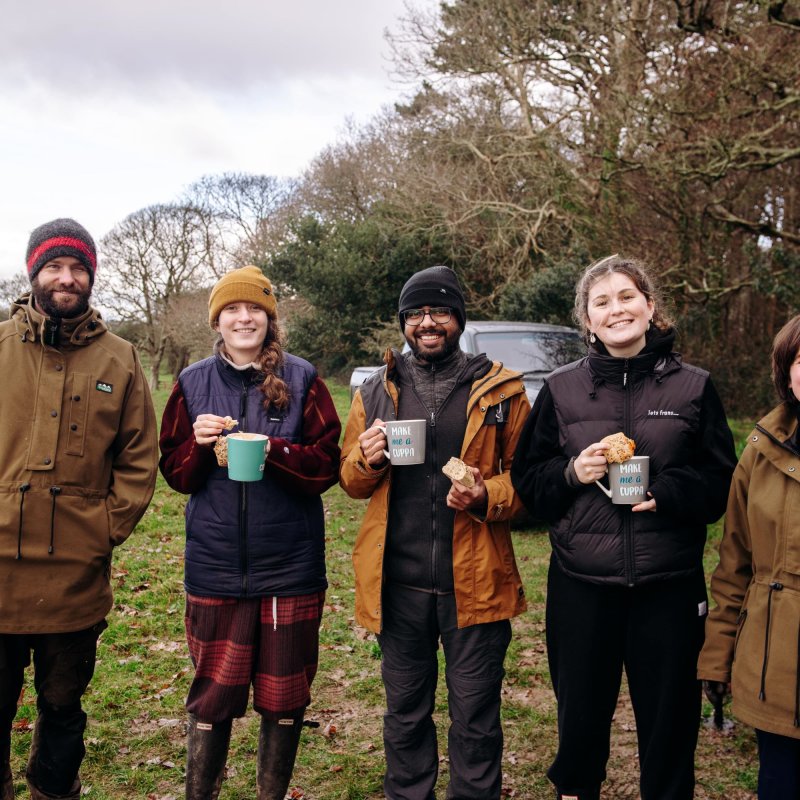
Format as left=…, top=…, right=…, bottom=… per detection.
left=340, top=265, right=531, bottom=800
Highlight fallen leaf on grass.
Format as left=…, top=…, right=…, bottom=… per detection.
left=322, top=721, right=337, bottom=738
left=144, top=757, right=176, bottom=768
left=330, top=765, right=343, bottom=773
left=149, top=641, right=184, bottom=653
left=144, top=667, right=191, bottom=701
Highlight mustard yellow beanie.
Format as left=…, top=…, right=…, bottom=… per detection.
left=208, top=266, right=277, bottom=326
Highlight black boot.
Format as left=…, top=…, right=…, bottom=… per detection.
left=1, top=762, right=13, bottom=800
left=26, top=780, right=79, bottom=800
left=256, top=716, right=303, bottom=800
left=185, top=715, right=232, bottom=800
left=25, top=718, right=80, bottom=800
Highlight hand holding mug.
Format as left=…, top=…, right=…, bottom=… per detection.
left=359, top=418, right=389, bottom=467
left=573, top=442, right=610, bottom=484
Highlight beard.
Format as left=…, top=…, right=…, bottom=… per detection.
left=407, top=326, right=462, bottom=363
left=31, top=278, right=91, bottom=319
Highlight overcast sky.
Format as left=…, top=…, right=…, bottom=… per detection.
left=0, top=0, right=433, bottom=279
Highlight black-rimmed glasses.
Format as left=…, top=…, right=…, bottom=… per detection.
left=403, top=307, right=452, bottom=326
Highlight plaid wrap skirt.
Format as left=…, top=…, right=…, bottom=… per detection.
left=185, top=591, right=325, bottom=722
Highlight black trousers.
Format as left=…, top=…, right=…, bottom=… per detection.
left=756, top=729, right=800, bottom=799
left=377, top=584, right=512, bottom=800
left=546, top=559, right=706, bottom=800
left=0, top=622, right=105, bottom=796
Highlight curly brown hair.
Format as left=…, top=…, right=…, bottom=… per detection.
left=573, top=254, right=674, bottom=342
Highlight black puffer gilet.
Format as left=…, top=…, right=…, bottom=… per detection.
left=547, top=339, right=710, bottom=586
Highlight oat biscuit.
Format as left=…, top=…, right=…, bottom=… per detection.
left=442, top=457, right=476, bottom=488
left=601, top=432, right=636, bottom=463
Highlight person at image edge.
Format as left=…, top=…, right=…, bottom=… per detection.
left=0, top=218, right=158, bottom=800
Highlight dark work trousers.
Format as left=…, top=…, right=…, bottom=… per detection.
left=546, top=558, right=706, bottom=800
left=756, top=729, right=800, bottom=798
left=377, top=584, right=512, bottom=800
left=0, top=622, right=106, bottom=796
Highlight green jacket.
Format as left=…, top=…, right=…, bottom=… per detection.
left=0, top=294, right=158, bottom=633
left=698, top=402, right=800, bottom=738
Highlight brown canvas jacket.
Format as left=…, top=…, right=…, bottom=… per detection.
left=340, top=350, right=530, bottom=633
left=0, top=294, right=158, bottom=633
left=698, top=402, right=800, bottom=738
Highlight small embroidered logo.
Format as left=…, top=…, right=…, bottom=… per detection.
left=647, top=409, right=678, bottom=416
left=96, top=381, right=113, bottom=394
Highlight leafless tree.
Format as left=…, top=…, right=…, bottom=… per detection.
left=0, top=272, right=31, bottom=318
left=99, top=204, right=219, bottom=389
left=185, top=173, right=294, bottom=269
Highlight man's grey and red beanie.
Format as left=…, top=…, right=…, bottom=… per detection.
left=25, top=218, right=97, bottom=285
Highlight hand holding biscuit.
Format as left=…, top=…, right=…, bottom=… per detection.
left=573, top=442, right=611, bottom=484
left=446, top=464, right=487, bottom=511
left=193, top=413, right=234, bottom=446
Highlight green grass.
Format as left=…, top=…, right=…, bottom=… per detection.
left=8, top=389, right=760, bottom=799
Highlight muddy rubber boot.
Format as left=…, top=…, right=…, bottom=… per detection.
left=24, top=719, right=81, bottom=800
left=185, top=715, right=232, bottom=800
left=256, top=717, right=303, bottom=800
left=25, top=779, right=80, bottom=800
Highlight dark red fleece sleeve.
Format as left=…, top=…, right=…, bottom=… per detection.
left=265, top=377, right=342, bottom=495
left=158, top=381, right=217, bottom=495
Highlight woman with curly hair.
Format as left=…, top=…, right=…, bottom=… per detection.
left=159, top=266, right=341, bottom=799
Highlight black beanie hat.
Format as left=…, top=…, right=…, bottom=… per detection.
left=26, top=218, right=97, bottom=285
left=398, top=265, right=466, bottom=330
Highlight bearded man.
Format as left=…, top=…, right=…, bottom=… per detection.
left=340, top=265, right=530, bottom=800
left=0, top=218, right=157, bottom=799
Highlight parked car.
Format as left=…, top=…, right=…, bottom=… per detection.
left=349, top=320, right=585, bottom=404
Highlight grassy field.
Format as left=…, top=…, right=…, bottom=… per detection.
left=9, top=385, right=759, bottom=799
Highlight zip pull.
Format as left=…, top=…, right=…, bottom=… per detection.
left=623, top=358, right=629, bottom=388
left=430, top=412, right=436, bottom=427
left=495, top=402, right=504, bottom=424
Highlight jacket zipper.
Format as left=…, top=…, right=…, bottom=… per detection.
left=759, top=581, right=783, bottom=701
left=428, top=364, right=438, bottom=591
left=795, top=620, right=800, bottom=727
left=623, top=358, right=635, bottom=586
left=239, top=381, right=249, bottom=596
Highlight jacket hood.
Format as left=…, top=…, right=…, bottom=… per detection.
left=755, top=401, right=800, bottom=457
left=11, top=292, right=107, bottom=347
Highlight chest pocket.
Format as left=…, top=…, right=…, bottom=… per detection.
left=66, top=373, right=91, bottom=456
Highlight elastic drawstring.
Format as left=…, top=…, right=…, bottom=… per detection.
left=273, top=596, right=278, bottom=631
left=759, top=581, right=783, bottom=701
left=16, top=483, right=30, bottom=559
left=49, top=486, right=62, bottom=554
